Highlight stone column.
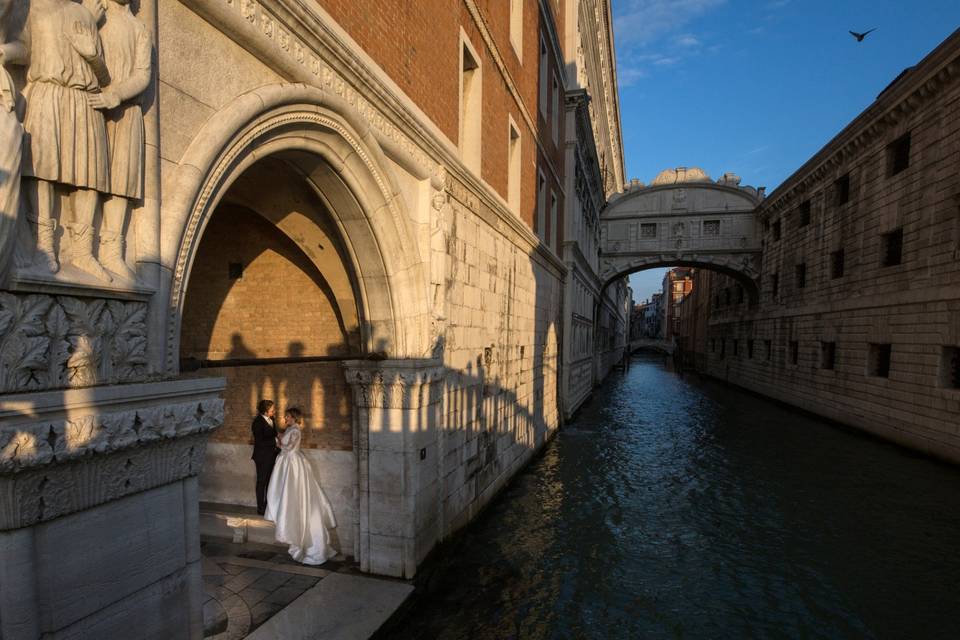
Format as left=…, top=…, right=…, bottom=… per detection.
left=343, top=359, right=443, bottom=578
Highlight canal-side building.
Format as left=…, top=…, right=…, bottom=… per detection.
left=559, top=0, right=627, bottom=419
left=662, top=267, right=694, bottom=343
left=0, top=0, right=625, bottom=636
left=693, top=30, right=960, bottom=463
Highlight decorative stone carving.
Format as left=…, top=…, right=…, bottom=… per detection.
left=8, top=0, right=114, bottom=281
left=0, top=398, right=224, bottom=474
left=0, top=292, right=148, bottom=392
left=0, top=0, right=23, bottom=288
left=92, top=0, right=152, bottom=284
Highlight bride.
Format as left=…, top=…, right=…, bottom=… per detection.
left=264, top=407, right=337, bottom=565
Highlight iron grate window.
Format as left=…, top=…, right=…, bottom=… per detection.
left=831, top=249, right=845, bottom=279
left=799, top=200, right=811, bottom=227
left=821, top=341, right=836, bottom=370
left=941, top=346, right=960, bottom=389
left=882, top=228, right=903, bottom=267
left=834, top=174, right=850, bottom=206
left=869, top=343, right=892, bottom=378
left=887, top=132, right=911, bottom=176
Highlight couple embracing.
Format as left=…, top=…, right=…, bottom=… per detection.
left=251, top=400, right=337, bottom=565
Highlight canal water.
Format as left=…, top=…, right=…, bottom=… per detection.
left=379, top=353, right=960, bottom=639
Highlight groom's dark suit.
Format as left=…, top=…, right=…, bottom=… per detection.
left=251, top=414, right=280, bottom=514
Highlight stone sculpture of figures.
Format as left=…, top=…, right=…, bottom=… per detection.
left=0, top=0, right=23, bottom=286
left=8, top=0, right=112, bottom=281
left=88, top=0, right=151, bottom=283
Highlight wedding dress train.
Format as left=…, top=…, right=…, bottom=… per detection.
left=264, top=426, right=337, bottom=565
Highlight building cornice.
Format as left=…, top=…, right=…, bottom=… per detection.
left=760, top=29, right=960, bottom=217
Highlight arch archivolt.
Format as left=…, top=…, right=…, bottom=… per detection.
left=162, top=83, right=431, bottom=373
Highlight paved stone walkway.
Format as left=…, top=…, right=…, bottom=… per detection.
left=201, top=539, right=412, bottom=639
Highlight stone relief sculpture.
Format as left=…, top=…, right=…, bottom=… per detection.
left=0, top=0, right=22, bottom=287
left=6, top=0, right=112, bottom=280
left=90, top=0, right=151, bottom=282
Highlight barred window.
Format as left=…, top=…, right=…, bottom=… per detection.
left=703, top=220, right=721, bottom=236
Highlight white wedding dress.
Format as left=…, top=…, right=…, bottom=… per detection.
left=264, top=426, right=337, bottom=565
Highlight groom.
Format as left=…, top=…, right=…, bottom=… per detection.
left=251, top=399, right=280, bottom=515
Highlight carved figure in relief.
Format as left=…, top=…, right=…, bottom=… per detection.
left=0, top=0, right=23, bottom=286
left=8, top=0, right=112, bottom=280
left=88, top=0, right=151, bottom=282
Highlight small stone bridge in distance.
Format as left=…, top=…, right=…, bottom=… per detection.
left=598, top=167, right=765, bottom=303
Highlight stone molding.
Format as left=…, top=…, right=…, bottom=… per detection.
left=0, top=379, right=224, bottom=474
left=761, top=40, right=960, bottom=215
left=342, top=359, right=444, bottom=410
left=0, top=292, right=149, bottom=394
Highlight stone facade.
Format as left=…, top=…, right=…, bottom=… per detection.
left=681, top=32, right=960, bottom=463
left=0, top=0, right=625, bottom=635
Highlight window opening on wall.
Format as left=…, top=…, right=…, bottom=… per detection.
left=821, top=341, right=836, bottom=370
left=796, top=262, right=807, bottom=289
left=508, top=118, right=521, bottom=213
left=772, top=219, right=781, bottom=241
left=719, top=339, right=726, bottom=360
left=881, top=228, right=903, bottom=266
left=887, top=132, right=911, bottom=176
left=834, top=173, right=850, bottom=206
left=460, top=37, right=482, bottom=172
left=868, top=343, right=892, bottom=378
left=747, top=339, right=755, bottom=359
left=536, top=170, right=546, bottom=241
left=771, top=273, right=779, bottom=298
left=831, top=248, right=845, bottom=279
left=538, top=36, right=548, bottom=117
left=509, top=0, right=523, bottom=60
left=941, top=346, right=960, bottom=389
left=550, top=191, right=558, bottom=251
left=765, top=339, right=773, bottom=362
left=552, top=74, right=561, bottom=143
left=703, top=220, right=720, bottom=236
left=640, top=223, right=657, bottom=238
left=799, top=200, right=811, bottom=227
left=789, top=341, right=799, bottom=366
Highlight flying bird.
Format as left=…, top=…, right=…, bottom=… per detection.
left=849, top=28, right=876, bottom=42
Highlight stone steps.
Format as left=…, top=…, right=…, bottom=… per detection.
left=199, top=502, right=282, bottom=546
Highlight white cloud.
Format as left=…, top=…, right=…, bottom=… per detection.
left=613, top=0, right=725, bottom=86
left=613, top=0, right=726, bottom=48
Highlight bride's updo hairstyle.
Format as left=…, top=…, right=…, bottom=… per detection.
left=285, top=407, right=304, bottom=426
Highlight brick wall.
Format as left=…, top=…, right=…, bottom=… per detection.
left=181, top=205, right=356, bottom=450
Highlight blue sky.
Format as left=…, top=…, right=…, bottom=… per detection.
left=615, top=0, right=960, bottom=302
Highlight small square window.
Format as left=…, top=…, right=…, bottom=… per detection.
left=796, top=263, right=806, bottom=289
left=831, top=249, right=845, bottom=279
left=821, top=341, right=836, bottom=370
left=640, top=223, right=657, bottom=238
left=940, top=346, right=960, bottom=389
left=772, top=220, right=782, bottom=241
left=887, top=132, right=911, bottom=176
left=798, top=200, right=811, bottom=227
left=868, top=343, right=892, bottom=378
left=703, top=220, right=721, bottom=236
left=882, top=228, right=903, bottom=267
left=789, top=341, right=799, bottom=365
left=834, top=174, right=850, bottom=206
